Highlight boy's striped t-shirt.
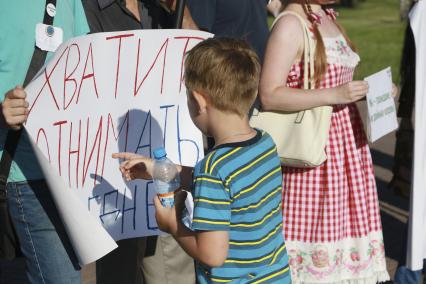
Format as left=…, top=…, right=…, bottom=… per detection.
left=189, top=130, right=291, bottom=283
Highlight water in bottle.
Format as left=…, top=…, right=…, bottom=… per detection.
left=152, top=147, right=180, bottom=207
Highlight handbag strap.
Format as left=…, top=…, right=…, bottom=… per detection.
left=272, top=11, right=315, bottom=90
left=272, top=11, right=316, bottom=123
left=0, top=0, right=57, bottom=195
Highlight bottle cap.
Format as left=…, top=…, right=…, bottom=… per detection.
left=153, top=147, right=167, bottom=160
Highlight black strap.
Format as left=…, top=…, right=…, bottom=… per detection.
left=0, top=0, right=57, bottom=194
left=23, top=0, right=57, bottom=88
left=173, top=0, right=186, bottom=28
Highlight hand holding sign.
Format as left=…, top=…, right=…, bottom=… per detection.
left=333, top=80, right=369, bottom=104
left=2, top=86, right=29, bottom=130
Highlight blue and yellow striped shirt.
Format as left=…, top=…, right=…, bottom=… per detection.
left=189, top=130, right=291, bottom=283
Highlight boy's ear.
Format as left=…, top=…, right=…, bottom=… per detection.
left=192, top=90, right=208, bottom=114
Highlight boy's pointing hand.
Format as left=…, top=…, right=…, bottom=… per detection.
left=112, top=152, right=154, bottom=181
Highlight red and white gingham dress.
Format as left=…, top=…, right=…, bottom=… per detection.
left=282, top=35, right=390, bottom=283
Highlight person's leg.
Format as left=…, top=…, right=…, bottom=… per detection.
left=394, top=266, right=422, bottom=284
left=394, top=216, right=422, bottom=284
left=142, top=235, right=195, bottom=284
left=96, top=237, right=147, bottom=284
left=7, top=180, right=80, bottom=284
left=422, top=259, right=426, bottom=284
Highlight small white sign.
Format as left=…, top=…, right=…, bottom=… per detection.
left=364, top=67, right=398, bottom=142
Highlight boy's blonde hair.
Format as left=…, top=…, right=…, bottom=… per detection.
left=184, top=37, right=260, bottom=117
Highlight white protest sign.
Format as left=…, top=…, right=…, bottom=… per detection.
left=364, top=67, right=398, bottom=142
left=24, top=30, right=210, bottom=245
left=28, top=134, right=117, bottom=265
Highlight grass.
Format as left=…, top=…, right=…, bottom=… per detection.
left=336, top=0, right=406, bottom=81
left=268, top=0, right=406, bottom=81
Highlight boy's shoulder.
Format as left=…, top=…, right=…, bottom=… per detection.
left=194, top=130, right=277, bottom=177
left=194, top=148, right=222, bottom=178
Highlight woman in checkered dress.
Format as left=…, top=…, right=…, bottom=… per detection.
left=259, top=0, right=390, bottom=283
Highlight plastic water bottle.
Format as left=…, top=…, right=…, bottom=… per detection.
left=152, top=148, right=180, bottom=208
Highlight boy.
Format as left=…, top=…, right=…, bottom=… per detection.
left=113, top=38, right=291, bottom=283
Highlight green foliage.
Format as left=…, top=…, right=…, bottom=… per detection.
left=336, top=0, right=406, bottom=81
left=267, top=0, right=406, bottom=82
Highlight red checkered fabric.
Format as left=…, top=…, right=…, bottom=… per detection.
left=282, top=56, right=383, bottom=243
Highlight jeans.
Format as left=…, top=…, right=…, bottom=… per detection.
left=394, top=265, right=422, bottom=284
left=7, top=180, right=80, bottom=284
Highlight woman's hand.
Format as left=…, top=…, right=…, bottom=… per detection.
left=267, top=0, right=282, bottom=17
left=333, top=81, right=369, bottom=104
left=392, top=83, right=399, bottom=98
left=112, top=152, right=154, bottom=181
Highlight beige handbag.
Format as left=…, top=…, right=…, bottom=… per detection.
left=250, top=11, right=333, bottom=168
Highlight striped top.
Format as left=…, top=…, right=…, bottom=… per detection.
left=189, top=130, right=291, bottom=283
